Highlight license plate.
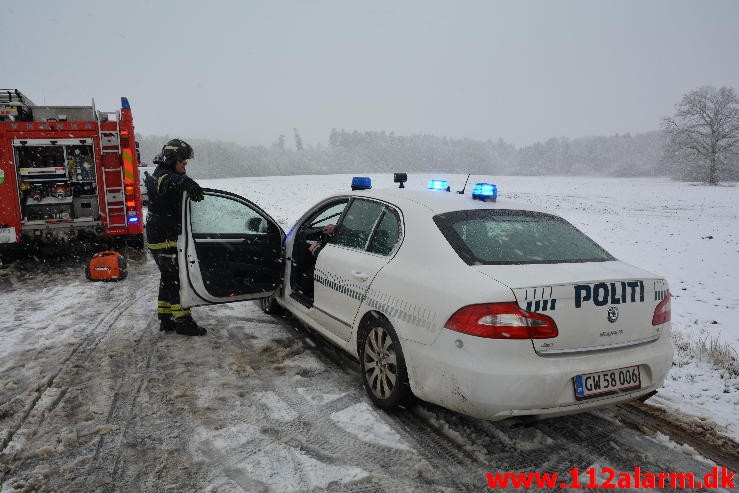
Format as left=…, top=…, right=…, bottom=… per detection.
left=0, top=227, right=16, bottom=244
left=573, top=365, right=641, bottom=400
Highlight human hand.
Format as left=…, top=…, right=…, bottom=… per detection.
left=189, top=186, right=205, bottom=202
left=183, top=177, right=204, bottom=202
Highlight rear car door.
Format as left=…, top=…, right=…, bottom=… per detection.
left=178, top=189, right=285, bottom=307
left=312, top=198, right=402, bottom=341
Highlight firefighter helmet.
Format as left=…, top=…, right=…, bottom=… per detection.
left=153, top=139, right=194, bottom=166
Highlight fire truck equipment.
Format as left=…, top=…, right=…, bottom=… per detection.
left=52, top=183, right=70, bottom=198
left=85, top=251, right=128, bottom=281
left=29, top=184, right=48, bottom=202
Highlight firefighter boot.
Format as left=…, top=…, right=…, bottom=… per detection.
left=174, top=316, right=207, bottom=336
left=159, top=318, right=176, bottom=332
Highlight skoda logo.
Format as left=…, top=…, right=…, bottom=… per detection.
left=607, top=306, right=619, bottom=323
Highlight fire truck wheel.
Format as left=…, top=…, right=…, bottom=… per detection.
left=124, top=234, right=145, bottom=250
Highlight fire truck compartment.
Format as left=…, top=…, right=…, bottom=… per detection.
left=24, top=196, right=73, bottom=221
left=13, top=140, right=100, bottom=229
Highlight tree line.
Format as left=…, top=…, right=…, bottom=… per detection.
left=137, top=86, right=738, bottom=184
left=136, top=130, right=668, bottom=181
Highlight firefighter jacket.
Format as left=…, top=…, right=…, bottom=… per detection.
left=145, top=165, right=200, bottom=250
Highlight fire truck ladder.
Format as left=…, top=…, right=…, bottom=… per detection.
left=0, top=89, right=35, bottom=106
left=97, top=111, right=128, bottom=228
left=0, top=89, right=34, bottom=121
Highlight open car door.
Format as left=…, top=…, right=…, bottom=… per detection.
left=178, top=189, right=285, bottom=308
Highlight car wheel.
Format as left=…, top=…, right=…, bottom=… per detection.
left=359, top=319, right=412, bottom=410
left=259, top=295, right=283, bottom=315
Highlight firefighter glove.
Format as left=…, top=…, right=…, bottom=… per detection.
left=144, top=171, right=155, bottom=189
left=183, top=177, right=205, bottom=202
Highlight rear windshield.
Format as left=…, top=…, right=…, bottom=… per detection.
left=433, top=209, right=614, bottom=265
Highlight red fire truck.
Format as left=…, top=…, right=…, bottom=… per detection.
left=0, top=89, right=144, bottom=253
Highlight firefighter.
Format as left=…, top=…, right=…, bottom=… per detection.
left=145, top=139, right=207, bottom=336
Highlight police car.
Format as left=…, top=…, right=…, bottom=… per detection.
left=175, top=177, right=672, bottom=420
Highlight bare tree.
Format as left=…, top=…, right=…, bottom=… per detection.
left=662, top=86, right=739, bottom=184
left=293, top=128, right=304, bottom=151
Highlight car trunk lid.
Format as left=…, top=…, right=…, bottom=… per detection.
left=474, top=261, right=667, bottom=355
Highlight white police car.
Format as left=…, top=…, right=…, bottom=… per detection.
left=175, top=178, right=672, bottom=420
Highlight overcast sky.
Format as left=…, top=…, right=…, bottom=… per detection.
left=2, top=0, right=738, bottom=149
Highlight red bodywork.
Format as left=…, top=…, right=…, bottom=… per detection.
left=0, top=92, right=144, bottom=247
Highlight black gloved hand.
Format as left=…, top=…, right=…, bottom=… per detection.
left=189, top=186, right=205, bottom=202
left=183, top=176, right=205, bottom=202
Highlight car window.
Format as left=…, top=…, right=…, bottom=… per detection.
left=367, top=208, right=401, bottom=255
left=434, top=209, right=614, bottom=265
left=309, top=201, right=348, bottom=228
left=333, top=199, right=384, bottom=250
left=190, top=194, right=271, bottom=235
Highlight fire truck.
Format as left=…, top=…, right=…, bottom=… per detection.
left=0, top=89, right=145, bottom=253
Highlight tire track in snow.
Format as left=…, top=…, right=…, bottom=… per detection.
left=0, top=282, right=148, bottom=486
left=86, top=318, right=159, bottom=482
left=232, top=313, right=487, bottom=491
left=612, top=401, right=739, bottom=472
left=182, top=313, right=471, bottom=491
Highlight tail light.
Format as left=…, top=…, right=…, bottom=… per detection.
left=652, top=290, right=671, bottom=326
left=444, top=302, right=558, bottom=339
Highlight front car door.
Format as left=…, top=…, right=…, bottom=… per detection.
left=312, top=198, right=403, bottom=341
left=178, top=189, right=285, bottom=307
left=287, top=199, right=350, bottom=302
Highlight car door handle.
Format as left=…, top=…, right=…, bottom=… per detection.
left=351, top=270, right=369, bottom=281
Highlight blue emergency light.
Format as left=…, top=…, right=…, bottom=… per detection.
left=428, top=179, right=450, bottom=191
left=472, top=182, right=498, bottom=202
left=127, top=212, right=139, bottom=223
left=351, top=176, right=372, bottom=190
left=121, top=97, right=131, bottom=110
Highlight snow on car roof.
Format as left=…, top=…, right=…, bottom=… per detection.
left=349, top=187, right=548, bottom=215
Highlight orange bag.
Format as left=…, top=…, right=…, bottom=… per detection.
left=85, top=251, right=128, bottom=281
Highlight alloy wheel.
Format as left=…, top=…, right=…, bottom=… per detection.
left=363, top=325, right=398, bottom=400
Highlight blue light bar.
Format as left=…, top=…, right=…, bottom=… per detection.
left=472, top=182, right=498, bottom=202
left=351, top=176, right=372, bottom=190
left=121, top=97, right=131, bottom=110
left=428, top=179, right=449, bottom=191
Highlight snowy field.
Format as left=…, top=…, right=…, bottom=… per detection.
left=202, top=173, right=739, bottom=439
left=0, top=174, right=737, bottom=491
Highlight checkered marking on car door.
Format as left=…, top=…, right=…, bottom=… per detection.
left=313, top=268, right=438, bottom=331
left=314, top=269, right=365, bottom=301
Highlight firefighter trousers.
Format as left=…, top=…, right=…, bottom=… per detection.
left=150, top=248, right=191, bottom=321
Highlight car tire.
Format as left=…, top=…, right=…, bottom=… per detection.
left=259, top=295, right=284, bottom=315
left=359, top=319, right=412, bottom=410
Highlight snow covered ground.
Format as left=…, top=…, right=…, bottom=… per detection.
left=0, top=174, right=737, bottom=491
left=202, top=173, right=739, bottom=440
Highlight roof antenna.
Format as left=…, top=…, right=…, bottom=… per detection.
left=457, top=173, right=470, bottom=194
